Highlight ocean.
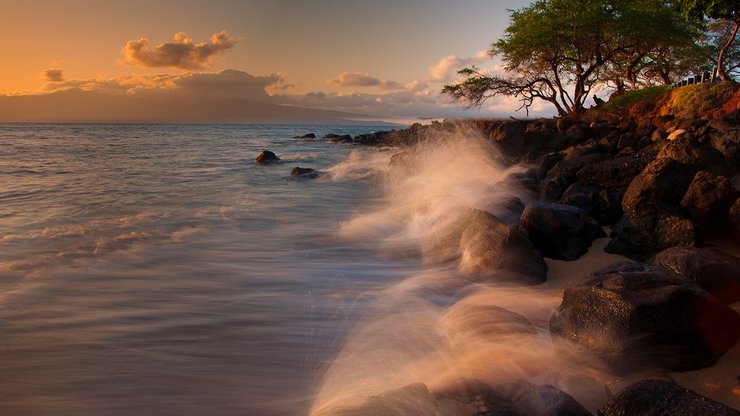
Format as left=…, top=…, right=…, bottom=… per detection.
left=0, top=123, right=421, bottom=415
left=0, top=123, right=616, bottom=415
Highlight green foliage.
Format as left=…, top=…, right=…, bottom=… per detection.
left=444, top=0, right=707, bottom=116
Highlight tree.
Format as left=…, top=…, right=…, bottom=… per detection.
left=444, top=0, right=705, bottom=115
left=678, top=0, right=740, bottom=81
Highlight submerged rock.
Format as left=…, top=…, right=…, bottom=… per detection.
left=549, top=262, right=740, bottom=372
left=294, top=133, right=316, bottom=139
left=434, top=379, right=520, bottom=416
left=315, top=383, right=439, bottom=416
left=650, top=246, right=740, bottom=304
left=255, top=150, right=280, bottom=164
left=599, top=380, right=740, bottom=416
left=290, top=166, right=321, bottom=178
left=518, top=203, right=605, bottom=261
left=327, top=134, right=353, bottom=143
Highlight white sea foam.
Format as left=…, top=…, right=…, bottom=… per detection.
left=310, top=125, right=613, bottom=415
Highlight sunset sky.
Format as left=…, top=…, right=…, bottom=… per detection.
left=0, top=0, right=541, bottom=123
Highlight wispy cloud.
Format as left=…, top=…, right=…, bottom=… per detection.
left=122, top=31, right=239, bottom=70
left=41, top=69, right=65, bottom=82
left=326, top=72, right=404, bottom=90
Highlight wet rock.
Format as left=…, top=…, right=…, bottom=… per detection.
left=621, top=158, right=695, bottom=213
left=541, top=173, right=576, bottom=201
left=575, top=148, right=658, bottom=190
left=606, top=204, right=701, bottom=261
left=680, top=171, right=738, bottom=232
left=255, top=150, right=280, bottom=164
left=389, top=150, right=415, bottom=173
left=327, top=134, right=353, bottom=143
left=290, top=166, right=321, bottom=178
left=599, top=380, right=740, bottom=416
left=493, top=381, right=592, bottom=416
left=518, top=203, right=605, bottom=261
left=550, top=263, right=740, bottom=372
left=559, top=183, right=623, bottom=225
left=434, top=379, right=520, bottom=416
left=459, top=209, right=547, bottom=284
left=294, top=133, right=316, bottom=139
left=650, top=246, right=740, bottom=304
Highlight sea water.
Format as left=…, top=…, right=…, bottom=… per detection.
left=0, top=123, right=417, bottom=415
left=0, top=123, right=615, bottom=416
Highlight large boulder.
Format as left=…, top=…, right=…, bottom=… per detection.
left=518, top=203, right=605, bottom=261
left=732, top=198, right=740, bottom=242
left=549, top=263, right=740, bottom=372
left=575, top=148, right=658, bottom=190
left=708, top=123, right=740, bottom=163
left=680, top=171, right=738, bottom=233
left=599, top=380, right=740, bottom=416
left=255, top=150, right=280, bottom=164
left=621, top=158, right=695, bottom=213
left=657, top=135, right=735, bottom=177
left=605, top=204, right=701, bottom=261
left=459, top=209, right=547, bottom=284
left=650, top=246, right=740, bottom=304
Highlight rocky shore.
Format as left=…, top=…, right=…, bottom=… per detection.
left=315, top=84, right=740, bottom=415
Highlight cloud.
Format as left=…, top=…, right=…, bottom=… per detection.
left=122, top=31, right=239, bottom=70
left=41, top=69, right=65, bottom=82
left=326, top=72, right=404, bottom=90
left=427, top=50, right=496, bottom=82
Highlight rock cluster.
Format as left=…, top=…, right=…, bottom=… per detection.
left=323, top=107, right=740, bottom=415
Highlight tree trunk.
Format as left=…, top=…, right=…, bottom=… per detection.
left=717, top=19, right=740, bottom=82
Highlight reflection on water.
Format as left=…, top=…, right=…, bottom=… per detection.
left=0, top=123, right=411, bottom=415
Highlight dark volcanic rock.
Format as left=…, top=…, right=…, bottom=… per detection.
left=575, top=148, right=658, bottom=190
left=293, top=133, right=316, bottom=139
left=459, top=209, right=547, bottom=284
left=650, top=246, right=740, bottom=304
left=489, top=120, right=527, bottom=158
left=535, top=152, right=565, bottom=181
left=290, top=166, right=320, bottom=178
left=708, top=124, right=740, bottom=163
left=518, top=203, right=605, bottom=261
left=606, top=204, right=701, bottom=261
left=550, top=263, right=740, bottom=372
left=541, top=173, right=576, bottom=201
left=328, top=134, right=353, bottom=143
left=657, top=136, right=735, bottom=177
left=560, top=183, right=623, bottom=225
left=680, top=171, right=738, bottom=232
left=599, top=380, right=740, bottom=416
left=621, top=158, right=695, bottom=213
left=494, top=381, right=592, bottom=416
left=255, top=150, right=280, bottom=164
left=547, top=143, right=614, bottom=178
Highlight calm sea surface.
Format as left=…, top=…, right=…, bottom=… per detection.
left=0, top=123, right=416, bottom=415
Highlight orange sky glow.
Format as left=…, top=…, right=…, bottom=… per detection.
left=0, top=0, right=544, bottom=123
